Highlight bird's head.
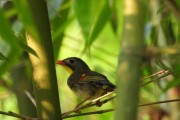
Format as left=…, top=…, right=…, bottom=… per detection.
left=56, top=57, right=90, bottom=74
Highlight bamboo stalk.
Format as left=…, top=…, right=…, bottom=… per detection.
left=25, top=0, right=62, bottom=119
left=115, top=0, right=147, bottom=120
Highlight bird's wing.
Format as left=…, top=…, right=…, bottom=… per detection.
left=77, top=70, right=108, bottom=83
left=76, top=70, right=115, bottom=89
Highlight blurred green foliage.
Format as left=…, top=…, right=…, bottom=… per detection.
left=0, top=0, right=179, bottom=120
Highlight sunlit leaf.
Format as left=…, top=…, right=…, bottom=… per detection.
left=52, top=0, right=71, bottom=59
left=74, top=0, right=110, bottom=51
left=13, top=0, right=39, bottom=40
left=88, top=0, right=111, bottom=46
left=18, top=40, right=38, bottom=58
left=0, top=11, right=18, bottom=48
left=0, top=8, right=21, bottom=76
left=73, top=0, right=95, bottom=44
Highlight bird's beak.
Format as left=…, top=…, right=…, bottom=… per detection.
left=56, top=60, right=73, bottom=74
left=56, top=60, right=65, bottom=65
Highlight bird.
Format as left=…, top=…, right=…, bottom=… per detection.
left=56, top=57, right=116, bottom=106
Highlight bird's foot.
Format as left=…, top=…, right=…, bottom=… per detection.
left=95, top=100, right=103, bottom=107
left=74, top=108, right=81, bottom=113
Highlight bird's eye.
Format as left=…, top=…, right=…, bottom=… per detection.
left=69, top=59, right=75, bottom=64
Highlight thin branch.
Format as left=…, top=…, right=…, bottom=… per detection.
left=139, top=70, right=172, bottom=87
left=0, top=111, right=36, bottom=120
left=141, top=70, right=169, bottom=80
left=63, top=109, right=114, bottom=119
left=62, top=95, right=116, bottom=117
left=63, top=98, right=180, bottom=119
left=138, top=99, right=180, bottom=107
left=24, top=90, right=37, bottom=107
left=92, top=91, right=115, bottom=103
left=80, top=96, right=116, bottom=110
left=68, top=99, right=180, bottom=118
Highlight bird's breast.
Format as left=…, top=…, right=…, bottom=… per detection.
left=67, top=79, right=107, bottom=100
left=68, top=80, right=93, bottom=98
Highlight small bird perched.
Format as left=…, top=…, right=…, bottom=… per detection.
left=56, top=57, right=116, bottom=105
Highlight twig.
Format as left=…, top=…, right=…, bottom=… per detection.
left=92, top=91, right=115, bottom=103
left=62, top=95, right=116, bottom=117
left=141, top=70, right=169, bottom=80
left=138, top=98, right=180, bottom=107
left=0, top=111, right=36, bottom=120
left=139, top=71, right=172, bottom=87
left=24, top=90, right=36, bottom=107
left=63, top=109, right=114, bottom=119
left=63, top=98, right=180, bottom=119
left=80, top=96, right=116, bottom=110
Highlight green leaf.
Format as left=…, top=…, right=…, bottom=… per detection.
left=176, top=0, right=180, bottom=10
left=52, top=0, right=71, bottom=59
left=13, top=0, right=39, bottom=40
left=73, top=0, right=95, bottom=44
left=18, top=40, right=38, bottom=58
left=88, top=0, right=111, bottom=46
left=0, top=53, right=8, bottom=61
left=0, top=11, right=18, bottom=48
left=74, top=0, right=111, bottom=50
left=157, top=4, right=165, bottom=14
left=0, top=8, right=21, bottom=76
left=163, top=78, right=180, bottom=92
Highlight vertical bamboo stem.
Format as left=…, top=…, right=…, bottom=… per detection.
left=26, top=0, right=62, bottom=119
left=115, top=0, right=146, bottom=120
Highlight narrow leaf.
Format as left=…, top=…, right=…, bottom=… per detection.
left=13, top=0, right=39, bottom=40
left=0, top=52, right=8, bottom=61
left=0, top=10, right=18, bottom=48
left=73, top=0, right=94, bottom=42
left=52, top=0, right=71, bottom=59
left=0, top=8, right=21, bottom=75
left=163, top=78, right=180, bottom=92
left=18, top=40, right=38, bottom=58
left=88, top=0, right=111, bottom=46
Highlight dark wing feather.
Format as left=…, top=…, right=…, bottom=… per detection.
left=77, top=70, right=116, bottom=90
